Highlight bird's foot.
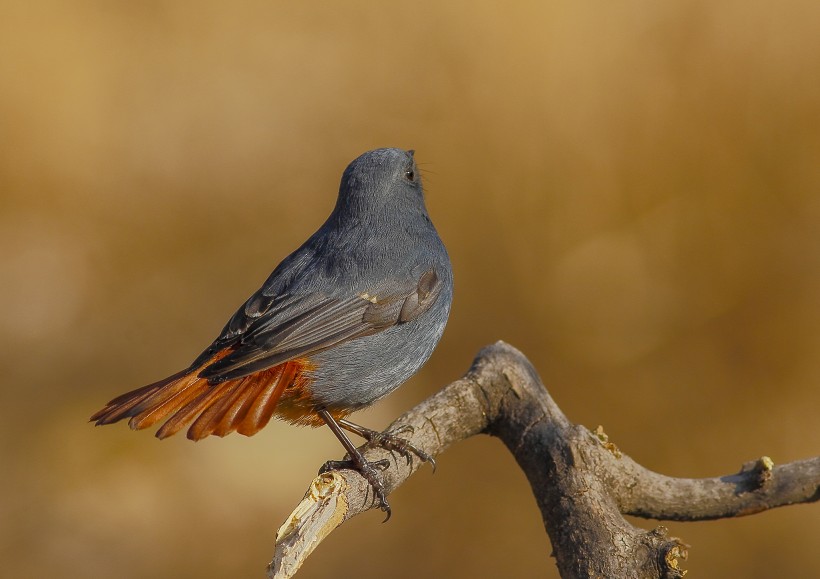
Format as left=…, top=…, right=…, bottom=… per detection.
left=320, top=455, right=392, bottom=521
left=362, top=425, right=437, bottom=472
left=339, top=420, right=436, bottom=472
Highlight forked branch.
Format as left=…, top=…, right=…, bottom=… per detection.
left=268, top=342, right=820, bottom=579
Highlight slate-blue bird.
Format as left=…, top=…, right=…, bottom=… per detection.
left=91, top=148, right=453, bottom=517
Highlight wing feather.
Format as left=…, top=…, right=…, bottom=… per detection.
left=198, top=268, right=443, bottom=383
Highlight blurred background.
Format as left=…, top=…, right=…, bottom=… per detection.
left=2, top=1, right=819, bottom=577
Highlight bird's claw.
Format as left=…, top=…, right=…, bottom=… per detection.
left=319, top=457, right=392, bottom=521
left=363, top=429, right=436, bottom=473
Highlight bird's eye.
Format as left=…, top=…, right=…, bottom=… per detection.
left=405, top=169, right=415, bottom=181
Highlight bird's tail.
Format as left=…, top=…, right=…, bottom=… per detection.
left=90, top=352, right=311, bottom=440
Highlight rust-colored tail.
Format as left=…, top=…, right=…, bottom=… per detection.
left=90, top=353, right=312, bottom=440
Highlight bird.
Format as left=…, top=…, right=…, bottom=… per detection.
left=91, top=147, right=453, bottom=518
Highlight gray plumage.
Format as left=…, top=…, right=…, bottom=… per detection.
left=193, top=147, right=453, bottom=413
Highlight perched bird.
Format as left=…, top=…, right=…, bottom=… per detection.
left=91, top=147, right=453, bottom=517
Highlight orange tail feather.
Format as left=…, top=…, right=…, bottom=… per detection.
left=186, top=381, right=245, bottom=440
left=90, top=354, right=314, bottom=440
left=211, top=372, right=269, bottom=436
left=89, top=383, right=163, bottom=424
left=236, top=364, right=295, bottom=436
left=129, top=377, right=207, bottom=431
left=156, top=380, right=241, bottom=440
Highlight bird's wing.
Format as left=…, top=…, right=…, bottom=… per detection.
left=197, top=268, right=444, bottom=382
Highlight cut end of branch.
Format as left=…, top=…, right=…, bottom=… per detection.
left=663, top=542, right=689, bottom=578
left=268, top=472, right=350, bottom=579
left=645, top=527, right=689, bottom=579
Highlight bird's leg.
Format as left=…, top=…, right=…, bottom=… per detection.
left=338, top=418, right=436, bottom=472
left=317, top=408, right=392, bottom=521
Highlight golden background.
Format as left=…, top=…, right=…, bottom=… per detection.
left=2, top=1, right=819, bottom=577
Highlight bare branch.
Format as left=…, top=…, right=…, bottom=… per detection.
left=268, top=341, right=820, bottom=579
left=612, top=454, right=820, bottom=521
left=268, top=373, right=491, bottom=578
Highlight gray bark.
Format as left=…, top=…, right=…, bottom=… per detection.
left=269, top=342, right=820, bottom=579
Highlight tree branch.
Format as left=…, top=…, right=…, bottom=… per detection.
left=613, top=454, right=820, bottom=520
left=268, top=342, right=820, bottom=579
